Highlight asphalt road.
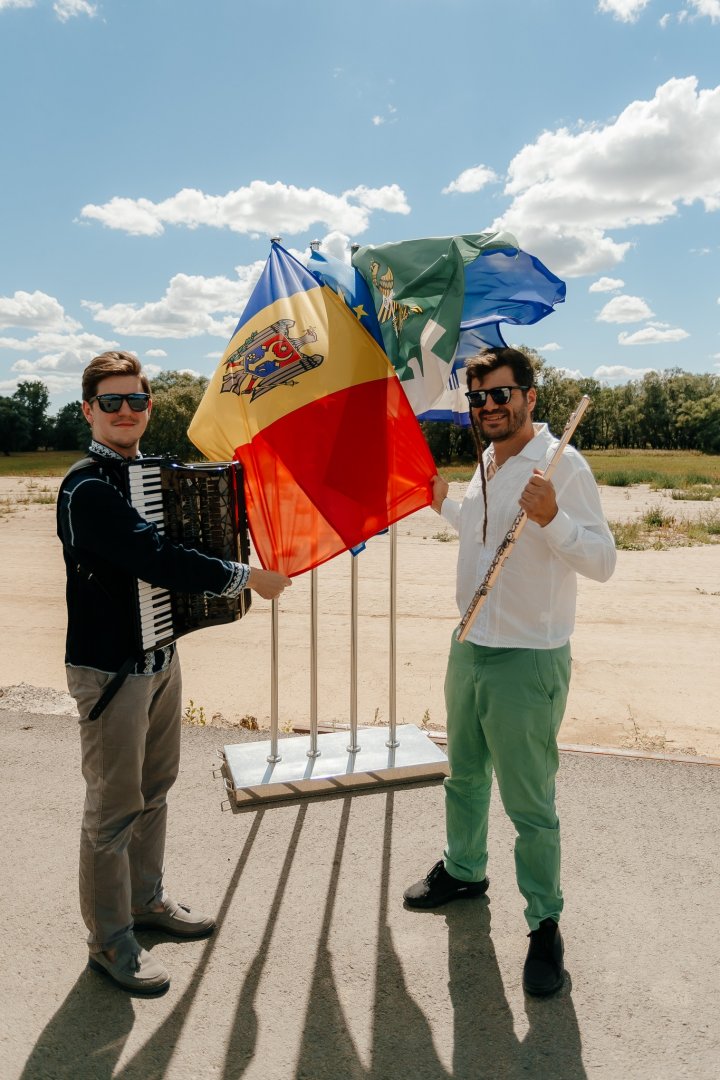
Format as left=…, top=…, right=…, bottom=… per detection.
left=2, top=710, right=718, bottom=1080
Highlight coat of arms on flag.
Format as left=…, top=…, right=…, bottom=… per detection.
left=221, top=319, right=324, bottom=401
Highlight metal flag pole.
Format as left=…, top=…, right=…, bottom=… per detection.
left=267, top=597, right=281, bottom=764
left=347, top=554, right=361, bottom=755
left=386, top=523, right=399, bottom=748
left=308, top=569, right=321, bottom=759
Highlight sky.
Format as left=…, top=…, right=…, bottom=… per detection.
left=1, top=0, right=719, bottom=413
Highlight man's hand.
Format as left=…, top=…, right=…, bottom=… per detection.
left=519, top=470, right=558, bottom=527
left=431, top=474, right=449, bottom=514
left=247, top=567, right=292, bottom=600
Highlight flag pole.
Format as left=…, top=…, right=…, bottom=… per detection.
left=308, top=568, right=321, bottom=759
left=386, top=523, right=399, bottom=748
left=347, top=555, right=361, bottom=754
left=305, top=236, right=322, bottom=762
left=265, top=234, right=284, bottom=766
left=267, top=597, right=281, bottom=763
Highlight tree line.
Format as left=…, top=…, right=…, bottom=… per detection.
left=423, top=355, right=720, bottom=463
left=0, top=372, right=207, bottom=458
left=3, top=360, right=720, bottom=460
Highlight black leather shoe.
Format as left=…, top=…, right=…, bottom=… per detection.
left=522, top=917, right=565, bottom=996
left=403, top=860, right=489, bottom=909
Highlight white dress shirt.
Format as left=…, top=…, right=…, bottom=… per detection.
left=442, top=423, right=616, bottom=649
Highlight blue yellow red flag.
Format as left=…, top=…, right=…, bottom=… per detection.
left=188, top=243, right=435, bottom=576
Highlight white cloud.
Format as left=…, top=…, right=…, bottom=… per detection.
left=0, top=329, right=115, bottom=356
left=82, top=263, right=267, bottom=339
left=372, top=105, right=397, bottom=127
left=538, top=342, right=563, bottom=352
left=553, top=366, right=583, bottom=379
left=3, top=330, right=119, bottom=402
left=492, top=76, right=720, bottom=276
left=687, top=1, right=720, bottom=22
left=598, top=0, right=651, bottom=20
left=659, top=12, right=672, bottom=26
left=1, top=372, right=85, bottom=398
left=594, top=364, right=657, bottom=383
left=54, top=0, right=97, bottom=19
left=313, top=231, right=352, bottom=261
left=442, top=165, right=499, bottom=195
left=0, top=1, right=35, bottom=9
left=145, top=348, right=167, bottom=358
left=618, top=326, right=690, bottom=344
left=589, top=276, right=625, bottom=293
left=80, top=180, right=410, bottom=238
left=4, top=332, right=119, bottom=389
left=0, top=290, right=81, bottom=332
left=597, top=294, right=654, bottom=323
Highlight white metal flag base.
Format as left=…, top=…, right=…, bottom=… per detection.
left=220, top=724, right=449, bottom=809
left=217, top=528, right=449, bottom=810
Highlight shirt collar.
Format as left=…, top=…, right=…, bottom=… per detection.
left=485, top=423, right=550, bottom=468
left=89, top=439, right=142, bottom=462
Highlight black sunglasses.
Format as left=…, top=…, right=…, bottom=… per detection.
left=89, top=393, right=151, bottom=413
left=465, top=385, right=529, bottom=408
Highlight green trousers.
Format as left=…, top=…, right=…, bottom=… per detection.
left=443, top=634, right=571, bottom=930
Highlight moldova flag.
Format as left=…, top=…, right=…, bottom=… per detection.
left=188, top=243, right=435, bottom=577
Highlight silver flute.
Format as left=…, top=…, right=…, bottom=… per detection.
left=456, top=394, right=591, bottom=643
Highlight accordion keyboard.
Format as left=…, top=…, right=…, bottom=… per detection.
left=127, top=463, right=175, bottom=650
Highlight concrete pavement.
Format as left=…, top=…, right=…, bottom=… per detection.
left=2, top=710, right=718, bottom=1080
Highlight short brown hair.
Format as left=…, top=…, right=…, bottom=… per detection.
left=82, top=351, right=151, bottom=402
left=465, top=347, right=535, bottom=391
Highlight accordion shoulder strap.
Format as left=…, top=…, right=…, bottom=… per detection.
left=88, top=656, right=139, bottom=722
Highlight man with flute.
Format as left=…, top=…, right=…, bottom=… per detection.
left=404, top=347, right=616, bottom=996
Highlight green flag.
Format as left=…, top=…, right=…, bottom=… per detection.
left=352, top=231, right=521, bottom=415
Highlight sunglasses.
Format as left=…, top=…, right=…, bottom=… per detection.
left=89, top=393, right=151, bottom=413
left=465, top=385, right=529, bottom=408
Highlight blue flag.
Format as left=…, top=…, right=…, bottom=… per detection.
left=307, top=248, right=385, bottom=348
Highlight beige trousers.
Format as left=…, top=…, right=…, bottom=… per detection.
left=67, top=655, right=182, bottom=952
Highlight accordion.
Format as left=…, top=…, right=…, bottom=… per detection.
left=125, top=458, right=252, bottom=652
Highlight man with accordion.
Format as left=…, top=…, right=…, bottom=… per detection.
left=403, top=348, right=616, bottom=997
left=57, top=350, right=290, bottom=995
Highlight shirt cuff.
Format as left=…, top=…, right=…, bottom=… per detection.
left=540, top=508, right=577, bottom=547
left=221, top=563, right=250, bottom=598
left=440, top=497, right=461, bottom=530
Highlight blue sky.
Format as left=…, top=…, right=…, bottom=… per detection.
left=1, top=0, right=719, bottom=411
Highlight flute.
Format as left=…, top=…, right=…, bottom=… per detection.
left=456, top=395, right=591, bottom=643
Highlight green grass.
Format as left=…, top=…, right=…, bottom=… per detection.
left=440, top=450, right=720, bottom=491
left=583, top=449, right=720, bottom=487
left=608, top=506, right=720, bottom=550
left=0, top=451, right=85, bottom=477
